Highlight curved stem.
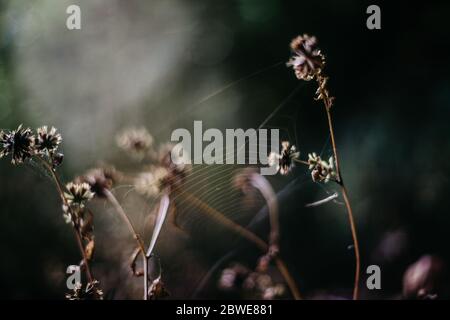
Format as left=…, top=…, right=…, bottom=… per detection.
left=341, top=184, right=360, bottom=300
left=323, top=101, right=360, bottom=300
left=249, top=173, right=279, bottom=248
left=36, top=156, right=94, bottom=283
left=146, top=193, right=170, bottom=259
left=180, top=191, right=267, bottom=251
left=103, top=189, right=148, bottom=300
left=274, top=258, right=300, bottom=300
left=178, top=191, right=302, bottom=300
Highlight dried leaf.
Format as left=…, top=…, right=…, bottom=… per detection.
left=85, top=239, right=95, bottom=261
left=80, top=209, right=94, bottom=240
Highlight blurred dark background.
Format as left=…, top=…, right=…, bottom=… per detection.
left=1, top=0, right=449, bottom=299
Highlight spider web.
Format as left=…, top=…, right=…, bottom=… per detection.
left=131, top=62, right=340, bottom=245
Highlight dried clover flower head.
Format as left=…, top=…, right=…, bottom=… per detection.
left=65, top=182, right=95, bottom=208
left=134, top=167, right=169, bottom=197
left=116, top=127, right=153, bottom=158
left=287, top=34, right=324, bottom=81
left=268, top=141, right=300, bottom=175
left=148, top=276, right=169, bottom=300
left=76, top=167, right=118, bottom=198
left=0, top=124, right=35, bottom=165
left=35, top=126, right=62, bottom=154
left=66, top=280, right=103, bottom=300
left=308, top=153, right=337, bottom=183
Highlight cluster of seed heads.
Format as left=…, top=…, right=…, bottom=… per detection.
left=0, top=124, right=63, bottom=166
left=65, top=280, right=103, bottom=300
left=268, top=141, right=300, bottom=175
left=308, top=153, right=337, bottom=183
left=287, top=34, right=334, bottom=107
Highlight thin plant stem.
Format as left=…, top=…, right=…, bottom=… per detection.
left=293, top=159, right=310, bottom=166
left=179, top=191, right=302, bottom=300
left=36, top=156, right=94, bottom=283
left=341, top=184, right=360, bottom=300
left=322, top=98, right=360, bottom=300
left=180, top=191, right=267, bottom=250
left=103, top=189, right=148, bottom=300
left=249, top=173, right=279, bottom=248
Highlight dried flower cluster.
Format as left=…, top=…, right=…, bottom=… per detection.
left=65, top=182, right=95, bottom=209
left=267, top=141, right=337, bottom=184
left=116, top=127, right=154, bottom=159
left=0, top=124, right=63, bottom=166
left=308, top=153, right=337, bottom=183
left=76, top=166, right=119, bottom=198
left=286, top=34, right=324, bottom=81
left=65, top=280, right=104, bottom=300
left=119, top=136, right=192, bottom=197
left=135, top=167, right=170, bottom=197
left=35, top=126, right=62, bottom=154
left=286, top=34, right=360, bottom=300
left=287, top=34, right=334, bottom=108
left=0, top=125, right=36, bottom=164
left=218, top=263, right=285, bottom=300
left=0, top=124, right=104, bottom=299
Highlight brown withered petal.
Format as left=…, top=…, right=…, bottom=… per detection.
left=85, top=239, right=95, bottom=261
left=79, top=209, right=94, bottom=240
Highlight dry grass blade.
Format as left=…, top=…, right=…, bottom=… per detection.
left=146, top=193, right=170, bottom=258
